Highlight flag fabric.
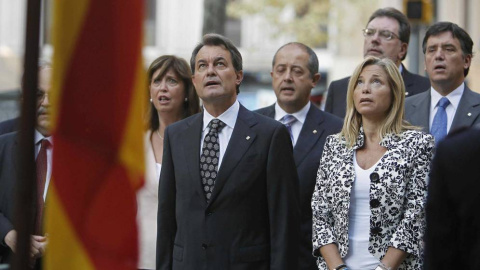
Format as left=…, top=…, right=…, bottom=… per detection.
left=45, top=1, right=145, bottom=269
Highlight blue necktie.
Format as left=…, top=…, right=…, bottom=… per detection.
left=430, top=97, right=450, bottom=143
left=280, top=114, right=297, bottom=143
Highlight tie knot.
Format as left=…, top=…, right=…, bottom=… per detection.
left=281, top=114, right=297, bottom=126
left=438, top=97, right=450, bottom=109
left=40, top=139, right=51, bottom=149
left=208, top=119, right=226, bottom=133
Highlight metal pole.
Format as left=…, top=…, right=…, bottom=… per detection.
left=12, top=0, right=41, bottom=268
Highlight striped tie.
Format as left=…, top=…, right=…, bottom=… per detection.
left=280, top=114, right=297, bottom=143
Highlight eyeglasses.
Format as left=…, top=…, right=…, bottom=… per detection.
left=362, top=28, right=400, bottom=41
left=36, top=90, right=49, bottom=102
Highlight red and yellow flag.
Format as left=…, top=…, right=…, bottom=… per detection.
left=45, top=1, right=145, bottom=269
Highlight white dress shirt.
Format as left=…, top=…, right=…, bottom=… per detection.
left=201, top=100, right=239, bottom=170
left=429, top=83, right=464, bottom=133
left=34, top=130, right=53, bottom=200
left=274, top=102, right=310, bottom=147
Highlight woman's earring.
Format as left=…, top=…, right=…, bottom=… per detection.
left=150, top=98, right=153, bottom=103
left=184, top=97, right=188, bottom=102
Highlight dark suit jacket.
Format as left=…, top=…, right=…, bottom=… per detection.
left=156, top=104, right=300, bottom=270
left=255, top=104, right=342, bottom=270
left=425, top=126, right=480, bottom=269
left=0, top=118, right=19, bottom=136
left=0, top=132, right=18, bottom=263
left=404, top=85, right=480, bottom=133
left=325, top=65, right=430, bottom=118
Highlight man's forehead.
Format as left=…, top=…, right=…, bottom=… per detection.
left=38, top=67, right=52, bottom=91
left=274, top=45, right=309, bottom=65
left=367, top=16, right=399, bottom=31
left=426, top=31, right=458, bottom=45
left=195, top=45, right=231, bottom=62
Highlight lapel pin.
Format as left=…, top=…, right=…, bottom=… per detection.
left=468, top=112, right=472, bottom=117
left=246, top=136, right=250, bottom=140
left=313, top=130, right=317, bottom=134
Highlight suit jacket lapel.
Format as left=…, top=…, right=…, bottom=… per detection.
left=181, top=113, right=206, bottom=206
left=401, top=65, right=414, bottom=90
left=409, top=92, right=431, bottom=132
left=262, top=104, right=276, bottom=118
left=451, top=86, right=480, bottom=131
left=209, top=105, right=257, bottom=205
left=293, top=106, right=324, bottom=167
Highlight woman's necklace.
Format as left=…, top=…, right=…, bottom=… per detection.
left=156, top=130, right=164, bottom=140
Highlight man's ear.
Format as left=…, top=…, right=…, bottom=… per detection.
left=311, top=73, right=321, bottom=88
left=235, top=70, right=244, bottom=86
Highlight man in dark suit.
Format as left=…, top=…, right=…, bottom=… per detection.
left=156, top=34, right=300, bottom=270
left=0, top=117, right=19, bottom=136
left=256, top=42, right=342, bottom=270
left=325, top=7, right=430, bottom=118
left=425, top=125, right=480, bottom=269
left=405, top=22, right=480, bottom=142
left=0, top=65, right=52, bottom=264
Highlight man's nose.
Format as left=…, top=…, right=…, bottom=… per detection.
left=206, top=63, right=216, bottom=76
left=41, top=93, right=50, bottom=105
left=434, top=48, right=445, bottom=60
left=283, top=70, right=293, bottom=82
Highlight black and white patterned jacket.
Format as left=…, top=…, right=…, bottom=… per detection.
left=311, top=129, right=434, bottom=269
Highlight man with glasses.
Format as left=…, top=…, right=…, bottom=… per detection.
left=0, top=64, right=52, bottom=267
left=325, top=7, right=430, bottom=118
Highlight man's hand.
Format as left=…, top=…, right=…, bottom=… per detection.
left=30, top=235, right=48, bottom=259
left=4, top=230, right=17, bottom=252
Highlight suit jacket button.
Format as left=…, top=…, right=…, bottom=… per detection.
left=202, top=243, right=208, bottom=250
left=370, top=199, right=380, bottom=208
left=370, top=172, right=380, bottom=182
left=371, top=227, right=382, bottom=235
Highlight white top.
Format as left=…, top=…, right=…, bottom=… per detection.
left=136, top=131, right=161, bottom=269
left=343, top=151, right=381, bottom=269
left=274, top=101, right=310, bottom=147
left=201, top=100, right=239, bottom=170
left=429, top=83, right=464, bottom=133
left=34, top=130, right=53, bottom=200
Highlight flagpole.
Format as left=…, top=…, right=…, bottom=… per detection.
left=12, top=0, right=41, bottom=268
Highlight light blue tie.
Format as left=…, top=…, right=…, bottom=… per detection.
left=280, top=114, right=297, bottom=143
left=430, top=97, right=450, bottom=143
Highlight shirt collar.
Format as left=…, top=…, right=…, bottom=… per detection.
left=202, top=100, right=240, bottom=131
left=430, top=83, right=464, bottom=110
left=398, top=63, right=404, bottom=74
left=34, top=129, right=53, bottom=145
left=274, top=101, right=311, bottom=125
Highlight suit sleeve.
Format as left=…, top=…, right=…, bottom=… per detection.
left=0, top=213, right=13, bottom=247
left=424, top=140, right=455, bottom=268
left=156, top=127, right=177, bottom=270
left=324, top=82, right=335, bottom=114
left=389, top=133, right=434, bottom=257
left=266, top=124, right=300, bottom=270
left=0, top=139, right=14, bottom=254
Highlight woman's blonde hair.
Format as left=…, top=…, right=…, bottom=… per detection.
left=340, top=56, right=418, bottom=147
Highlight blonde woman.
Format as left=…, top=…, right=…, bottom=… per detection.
left=312, top=57, right=434, bottom=270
